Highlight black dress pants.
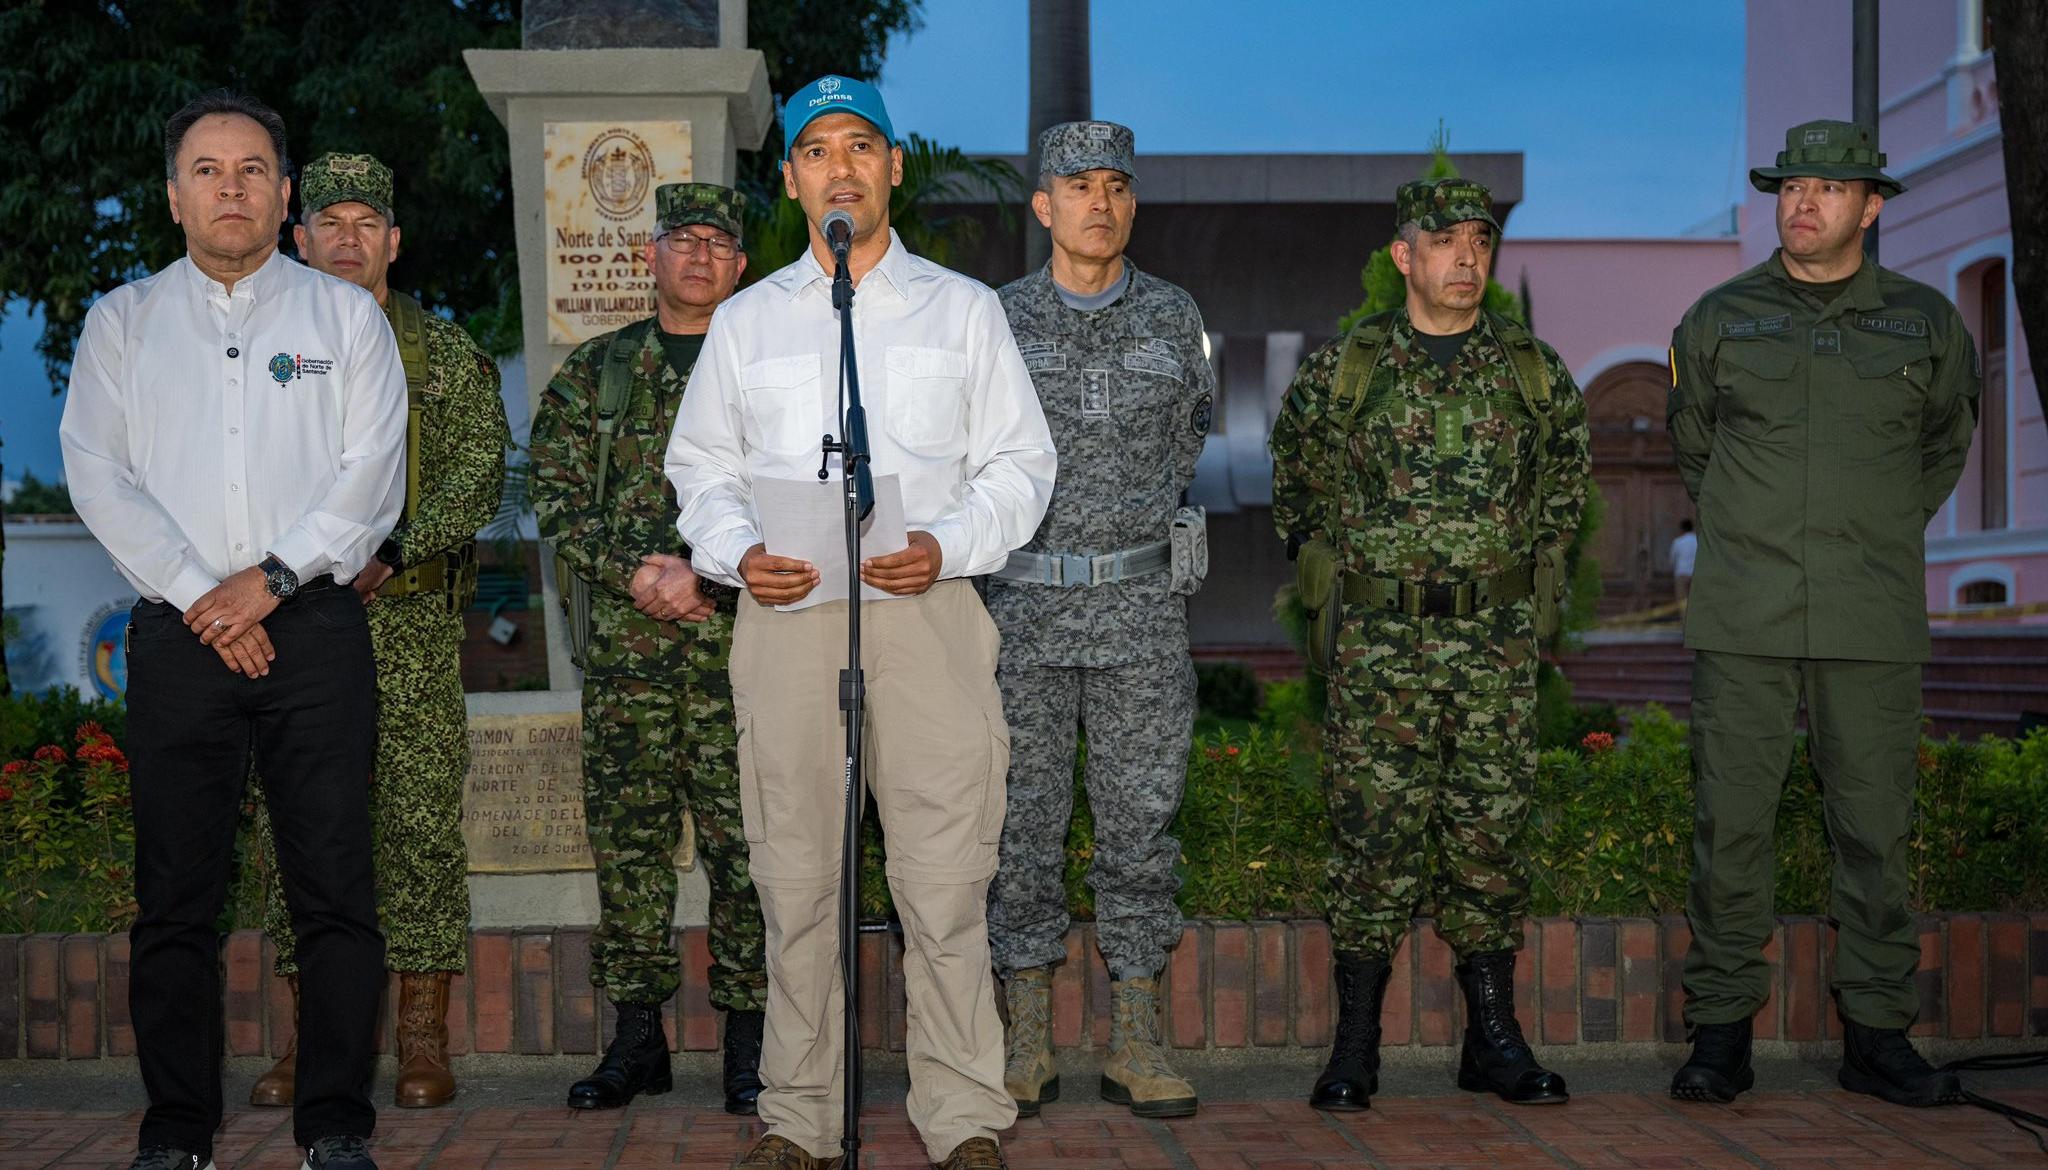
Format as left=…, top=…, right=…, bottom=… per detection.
left=125, top=582, right=385, bottom=1156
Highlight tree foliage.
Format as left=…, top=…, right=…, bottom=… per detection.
left=1338, top=123, right=1523, bottom=334
left=0, top=1, right=522, bottom=385
left=1986, top=0, right=2048, bottom=424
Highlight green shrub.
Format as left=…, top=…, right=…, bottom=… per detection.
left=1195, top=661, right=1263, bottom=722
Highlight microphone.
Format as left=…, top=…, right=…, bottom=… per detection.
left=822, top=209, right=854, bottom=264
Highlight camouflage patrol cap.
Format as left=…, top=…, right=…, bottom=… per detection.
left=655, top=182, right=747, bottom=241
left=300, top=152, right=394, bottom=220
left=1749, top=119, right=1904, bottom=197
left=1394, top=178, right=1501, bottom=234
left=1038, top=120, right=1137, bottom=178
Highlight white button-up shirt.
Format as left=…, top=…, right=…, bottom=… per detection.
left=59, top=249, right=407, bottom=611
left=667, top=231, right=1056, bottom=586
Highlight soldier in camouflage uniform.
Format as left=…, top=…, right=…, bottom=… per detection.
left=250, top=152, right=510, bottom=1110
left=528, top=182, right=768, bottom=1114
left=1270, top=178, right=1588, bottom=1110
left=986, top=121, right=1212, bottom=1121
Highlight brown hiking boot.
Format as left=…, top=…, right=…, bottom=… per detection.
left=932, top=1137, right=1007, bottom=1170
left=394, top=970, right=458, bottom=1108
left=248, top=973, right=297, bottom=1107
left=733, top=1134, right=843, bottom=1169
left=1002, top=967, right=1058, bottom=1116
left=1099, top=976, right=1197, bottom=1118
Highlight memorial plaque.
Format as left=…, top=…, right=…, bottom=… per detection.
left=463, top=709, right=693, bottom=873
left=543, top=119, right=693, bottom=345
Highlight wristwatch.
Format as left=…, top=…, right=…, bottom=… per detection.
left=375, top=538, right=405, bottom=572
left=259, top=553, right=299, bottom=599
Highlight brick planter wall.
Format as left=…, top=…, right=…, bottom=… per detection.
left=3, top=914, right=2044, bottom=1059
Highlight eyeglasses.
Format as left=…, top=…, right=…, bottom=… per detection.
left=659, top=231, right=740, bottom=260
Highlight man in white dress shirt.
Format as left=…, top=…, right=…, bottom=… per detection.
left=667, top=75, right=1055, bottom=1170
left=58, top=90, right=405, bottom=1170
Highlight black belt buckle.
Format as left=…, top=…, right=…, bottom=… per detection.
left=1400, top=580, right=1473, bottom=618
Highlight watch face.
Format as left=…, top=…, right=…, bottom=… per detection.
left=266, top=568, right=296, bottom=598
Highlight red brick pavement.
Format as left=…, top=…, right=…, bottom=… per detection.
left=3, top=1091, right=2044, bottom=1170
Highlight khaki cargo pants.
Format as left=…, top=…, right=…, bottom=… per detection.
left=732, top=580, right=1018, bottom=1163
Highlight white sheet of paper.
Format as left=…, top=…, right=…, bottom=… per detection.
left=752, top=473, right=910, bottom=611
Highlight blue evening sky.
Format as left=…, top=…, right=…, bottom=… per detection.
left=1, top=0, right=1745, bottom=486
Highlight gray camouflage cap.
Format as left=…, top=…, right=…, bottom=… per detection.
left=655, top=182, right=747, bottom=240
left=1039, top=120, right=1136, bottom=179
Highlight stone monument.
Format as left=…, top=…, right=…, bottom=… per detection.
left=458, top=0, right=772, bottom=927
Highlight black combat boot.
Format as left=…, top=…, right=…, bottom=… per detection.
left=567, top=1001, right=672, bottom=1109
left=1309, top=952, right=1391, bottom=1111
left=1454, top=950, right=1568, bottom=1105
left=1669, top=1020, right=1754, bottom=1103
left=722, top=1008, right=766, bottom=1115
left=1840, top=1018, right=1962, bottom=1107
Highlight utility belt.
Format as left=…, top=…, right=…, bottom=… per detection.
left=1298, top=538, right=1544, bottom=673
left=376, top=543, right=480, bottom=612
left=1341, top=563, right=1534, bottom=617
left=992, top=506, right=1208, bottom=595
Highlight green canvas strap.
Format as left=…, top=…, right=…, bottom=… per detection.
left=384, top=291, right=431, bottom=525
left=592, top=317, right=654, bottom=509
left=1327, top=312, right=1394, bottom=424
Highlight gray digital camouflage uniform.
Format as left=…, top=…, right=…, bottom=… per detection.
left=985, top=260, right=1214, bottom=980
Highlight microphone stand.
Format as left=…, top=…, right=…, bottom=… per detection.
left=819, top=236, right=873, bottom=1169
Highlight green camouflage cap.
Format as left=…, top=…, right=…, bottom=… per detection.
left=1749, top=119, right=1904, bottom=197
left=1038, top=120, right=1137, bottom=178
left=655, top=182, right=747, bottom=240
left=300, top=152, right=394, bottom=219
left=1395, top=178, right=1501, bottom=234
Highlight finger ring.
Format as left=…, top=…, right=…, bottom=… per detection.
left=212, top=619, right=226, bottom=629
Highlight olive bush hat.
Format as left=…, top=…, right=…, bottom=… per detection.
left=1749, top=119, right=1905, bottom=197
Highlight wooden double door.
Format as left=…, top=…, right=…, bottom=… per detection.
left=1583, top=362, right=1693, bottom=617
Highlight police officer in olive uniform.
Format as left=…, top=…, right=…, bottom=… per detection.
left=528, top=183, right=768, bottom=1114
left=1668, top=121, right=1979, bottom=1107
left=987, top=120, right=1213, bottom=1121
left=250, top=152, right=510, bottom=1109
left=1270, top=179, right=1588, bottom=1111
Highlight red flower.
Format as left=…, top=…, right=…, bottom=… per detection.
left=1226, top=746, right=1241, bottom=757
left=33, top=744, right=68, bottom=764
left=78, top=742, right=129, bottom=770
left=75, top=721, right=112, bottom=748
left=1581, top=731, right=1616, bottom=754
left=0, top=784, right=12, bottom=802
left=1, top=760, right=27, bottom=777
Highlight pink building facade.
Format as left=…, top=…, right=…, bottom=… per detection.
left=1745, top=0, right=2041, bottom=620
left=1505, top=1, right=2039, bottom=622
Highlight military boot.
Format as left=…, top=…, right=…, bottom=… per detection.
left=249, top=974, right=298, bottom=1107
left=1455, top=950, right=1568, bottom=1104
left=733, top=1134, right=843, bottom=1169
left=1002, top=967, right=1058, bottom=1116
left=394, top=971, right=457, bottom=1108
left=1099, top=975, right=1197, bottom=1118
left=1669, top=1020, right=1754, bottom=1103
left=1840, top=1018, right=1962, bottom=1107
left=722, top=1008, right=765, bottom=1115
left=567, top=1001, right=671, bottom=1109
left=1309, top=952, right=1390, bottom=1110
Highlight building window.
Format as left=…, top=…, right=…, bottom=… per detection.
left=1959, top=579, right=2007, bottom=607
left=1979, top=260, right=2008, bottom=530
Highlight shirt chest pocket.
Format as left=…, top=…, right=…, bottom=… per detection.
left=740, top=354, right=823, bottom=458
left=885, top=345, right=969, bottom=454
left=1713, top=341, right=1800, bottom=436
left=1844, top=338, right=1930, bottom=440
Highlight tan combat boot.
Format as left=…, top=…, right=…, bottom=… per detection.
left=1099, top=976, right=1198, bottom=1118
left=1002, top=967, right=1058, bottom=1116
left=733, top=1134, right=844, bottom=1169
left=248, top=973, right=297, bottom=1107
left=394, top=970, right=458, bottom=1107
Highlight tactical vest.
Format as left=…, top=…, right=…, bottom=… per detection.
left=375, top=291, right=480, bottom=610
left=556, top=317, right=656, bottom=669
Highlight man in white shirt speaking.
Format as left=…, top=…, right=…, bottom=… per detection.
left=59, top=91, right=406, bottom=1170
left=667, top=75, right=1055, bottom=1170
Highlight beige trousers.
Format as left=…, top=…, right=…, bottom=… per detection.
left=731, top=579, right=1018, bottom=1162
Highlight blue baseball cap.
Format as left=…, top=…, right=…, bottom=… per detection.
left=783, top=75, right=895, bottom=159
